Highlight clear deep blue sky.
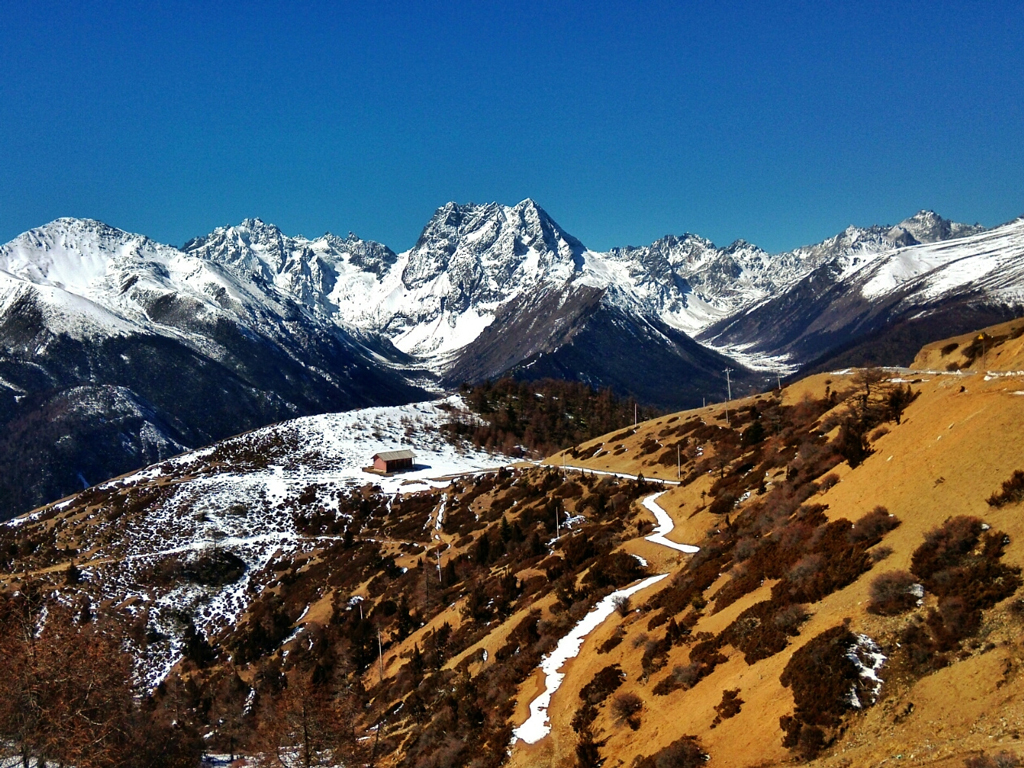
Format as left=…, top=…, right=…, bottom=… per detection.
left=2, top=1, right=1022, bottom=253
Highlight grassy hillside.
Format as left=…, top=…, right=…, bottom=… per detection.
left=2, top=324, right=1024, bottom=767
left=532, top=355, right=1024, bottom=767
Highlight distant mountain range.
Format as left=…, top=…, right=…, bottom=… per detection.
left=1, top=201, right=1022, bottom=517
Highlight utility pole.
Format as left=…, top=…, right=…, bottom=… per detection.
left=634, top=402, right=638, bottom=426
left=723, top=368, right=734, bottom=426
left=435, top=547, right=442, bottom=584
left=776, top=369, right=782, bottom=391
left=677, top=443, right=681, bottom=479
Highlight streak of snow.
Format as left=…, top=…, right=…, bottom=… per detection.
left=512, top=573, right=668, bottom=744
left=643, top=492, right=700, bottom=554
left=513, top=491, right=696, bottom=745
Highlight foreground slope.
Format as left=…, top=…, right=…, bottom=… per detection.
left=532, top=356, right=1024, bottom=767
left=3, top=324, right=1024, bottom=766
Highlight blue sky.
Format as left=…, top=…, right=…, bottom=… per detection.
left=1, top=1, right=1022, bottom=253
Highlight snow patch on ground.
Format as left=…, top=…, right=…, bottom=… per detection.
left=512, top=491, right=697, bottom=745
left=512, top=573, right=668, bottom=744
left=846, top=633, right=886, bottom=709
left=11, top=396, right=513, bottom=689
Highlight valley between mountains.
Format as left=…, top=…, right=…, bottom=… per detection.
left=3, top=319, right=1024, bottom=767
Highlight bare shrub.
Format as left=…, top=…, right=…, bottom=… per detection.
left=868, top=571, right=921, bottom=615
left=773, top=603, right=811, bottom=633
left=634, top=735, right=707, bottom=768
left=631, top=632, right=649, bottom=649
left=711, top=688, right=744, bottom=727
left=987, top=470, right=1024, bottom=508
left=818, top=473, right=840, bottom=492
left=579, top=664, right=625, bottom=707
left=611, top=691, right=644, bottom=730
left=965, top=752, right=1022, bottom=768
left=613, top=595, right=631, bottom=617
left=870, top=426, right=890, bottom=442
left=870, top=545, right=893, bottom=563
left=848, top=506, right=900, bottom=545
left=653, top=663, right=702, bottom=697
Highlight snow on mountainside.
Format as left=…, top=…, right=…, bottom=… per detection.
left=858, top=216, right=1024, bottom=302
left=177, top=203, right=993, bottom=367
left=1, top=206, right=993, bottom=374
left=0, top=218, right=426, bottom=520
left=700, top=215, right=1024, bottom=367
left=5, top=396, right=513, bottom=688
left=0, top=217, right=353, bottom=350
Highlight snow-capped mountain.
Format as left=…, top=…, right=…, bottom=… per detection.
left=174, top=202, right=1001, bottom=381
left=700, top=215, right=1024, bottom=367
left=0, top=218, right=425, bottom=519
left=0, top=201, right=1017, bottom=519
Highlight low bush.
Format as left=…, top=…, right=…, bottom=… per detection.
left=868, top=571, right=921, bottom=615
left=711, top=688, right=744, bottom=727
left=779, top=626, right=872, bottom=759
left=900, top=516, right=1021, bottom=669
left=634, top=735, right=707, bottom=768
left=611, top=691, right=644, bottom=730
left=848, top=506, right=900, bottom=544
left=964, top=752, right=1022, bottom=768
left=579, top=664, right=625, bottom=707
left=987, top=470, right=1024, bottom=508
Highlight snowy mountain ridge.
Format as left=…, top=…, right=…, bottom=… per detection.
left=2, top=203, right=996, bottom=372
left=178, top=201, right=997, bottom=362
left=1, top=200, right=1018, bottom=519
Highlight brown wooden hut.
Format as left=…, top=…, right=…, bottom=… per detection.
left=372, top=449, right=416, bottom=474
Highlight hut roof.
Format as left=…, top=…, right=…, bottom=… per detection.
left=373, top=449, right=416, bottom=461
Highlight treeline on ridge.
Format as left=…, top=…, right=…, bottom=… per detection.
left=444, top=378, right=653, bottom=458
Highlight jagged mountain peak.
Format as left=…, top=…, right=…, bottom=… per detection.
left=889, top=209, right=985, bottom=245
left=402, top=199, right=584, bottom=293
left=411, top=198, right=582, bottom=254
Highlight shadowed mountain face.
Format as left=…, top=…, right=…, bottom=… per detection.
left=441, top=284, right=760, bottom=409
left=0, top=220, right=426, bottom=519
left=699, top=217, right=1024, bottom=369
left=0, top=204, right=1018, bottom=518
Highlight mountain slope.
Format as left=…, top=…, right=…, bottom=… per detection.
left=0, top=218, right=426, bottom=519
left=5, top=325, right=1024, bottom=767
left=700, top=215, right=1024, bottom=369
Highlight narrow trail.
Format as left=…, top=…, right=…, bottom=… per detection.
left=512, top=490, right=698, bottom=745
left=544, top=463, right=682, bottom=486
